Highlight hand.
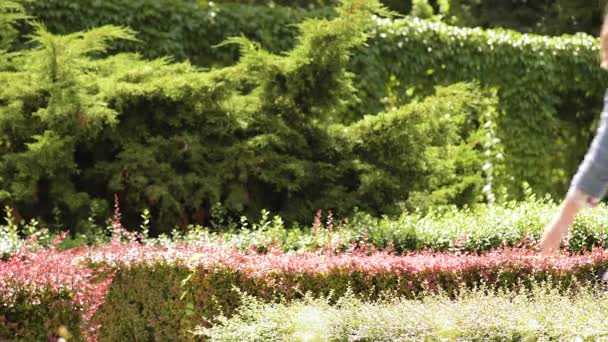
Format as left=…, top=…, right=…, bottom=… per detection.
left=538, top=189, right=591, bottom=255
left=601, top=19, right=608, bottom=69
left=539, top=217, right=568, bottom=256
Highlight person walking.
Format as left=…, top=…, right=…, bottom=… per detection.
left=539, top=10, right=608, bottom=255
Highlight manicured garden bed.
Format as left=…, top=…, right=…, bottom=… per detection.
left=4, top=235, right=608, bottom=340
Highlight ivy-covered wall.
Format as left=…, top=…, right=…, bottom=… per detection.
left=353, top=17, right=608, bottom=198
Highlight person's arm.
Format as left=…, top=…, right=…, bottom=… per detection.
left=539, top=190, right=594, bottom=255
left=539, top=9, right=608, bottom=255
left=601, top=11, right=608, bottom=70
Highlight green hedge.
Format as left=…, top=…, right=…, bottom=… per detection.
left=21, top=0, right=334, bottom=67
left=352, top=18, right=608, bottom=198
left=6, top=244, right=608, bottom=340
left=445, top=0, right=605, bottom=36
left=6, top=0, right=608, bottom=230
left=0, top=292, right=81, bottom=341
left=95, top=248, right=608, bottom=340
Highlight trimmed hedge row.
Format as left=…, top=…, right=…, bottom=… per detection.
left=98, top=245, right=608, bottom=339
left=5, top=241, right=608, bottom=340
left=20, top=0, right=334, bottom=67
left=0, top=240, right=115, bottom=341
left=446, top=0, right=604, bottom=36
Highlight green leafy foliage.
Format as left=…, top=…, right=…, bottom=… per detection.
left=95, top=245, right=608, bottom=340
left=199, top=285, right=608, bottom=341
left=446, top=0, right=605, bottom=36
left=0, top=291, right=81, bottom=341
left=204, top=197, right=608, bottom=254
left=352, top=17, right=608, bottom=198
left=410, top=0, right=434, bottom=19
left=22, top=0, right=334, bottom=67
left=0, top=0, right=495, bottom=232
left=0, top=24, right=139, bottom=231
left=0, top=0, right=27, bottom=51
left=347, top=83, right=491, bottom=214
left=18, top=0, right=607, bottom=204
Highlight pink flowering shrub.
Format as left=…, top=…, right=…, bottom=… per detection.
left=0, top=236, right=115, bottom=341
left=4, top=239, right=608, bottom=340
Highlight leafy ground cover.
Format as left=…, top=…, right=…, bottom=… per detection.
left=3, top=231, right=608, bottom=340
left=198, top=284, right=608, bottom=341
left=162, top=198, right=608, bottom=255
left=6, top=196, right=608, bottom=258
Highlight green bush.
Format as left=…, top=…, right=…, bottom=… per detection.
left=199, top=285, right=608, bottom=341
left=95, top=263, right=192, bottom=341
left=95, top=246, right=608, bottom=340
left=346, top=83, right=492, bottom=214
left=20, top=0, right=608, bottom=204
left=0, top=291, right=82, bottom=341
left=446, top=0, right=605, bottom=36
left=21, top=0, right=334, bottom=67
left=210, top=197, right=608, bottom=254
left=1, top=0, right=493, bottom=233
left=0, top=0, right=27, bottom=51
left=352, top=17, right=608, bottom=198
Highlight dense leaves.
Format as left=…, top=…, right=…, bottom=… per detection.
left=209, top=199, right=608, bottom=255
left=353, top=16, right=608, bottom=198
left=6, top=0, right=606, bottom=227
left=200, top=285, right=608, bottom=341
left=446, top=0, right=606, bottom=36
left=0, top=0, right=493, bottom=233
left=22, top=0, right=334, bottom=67
left=4, top=237, right=608, bottom=340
